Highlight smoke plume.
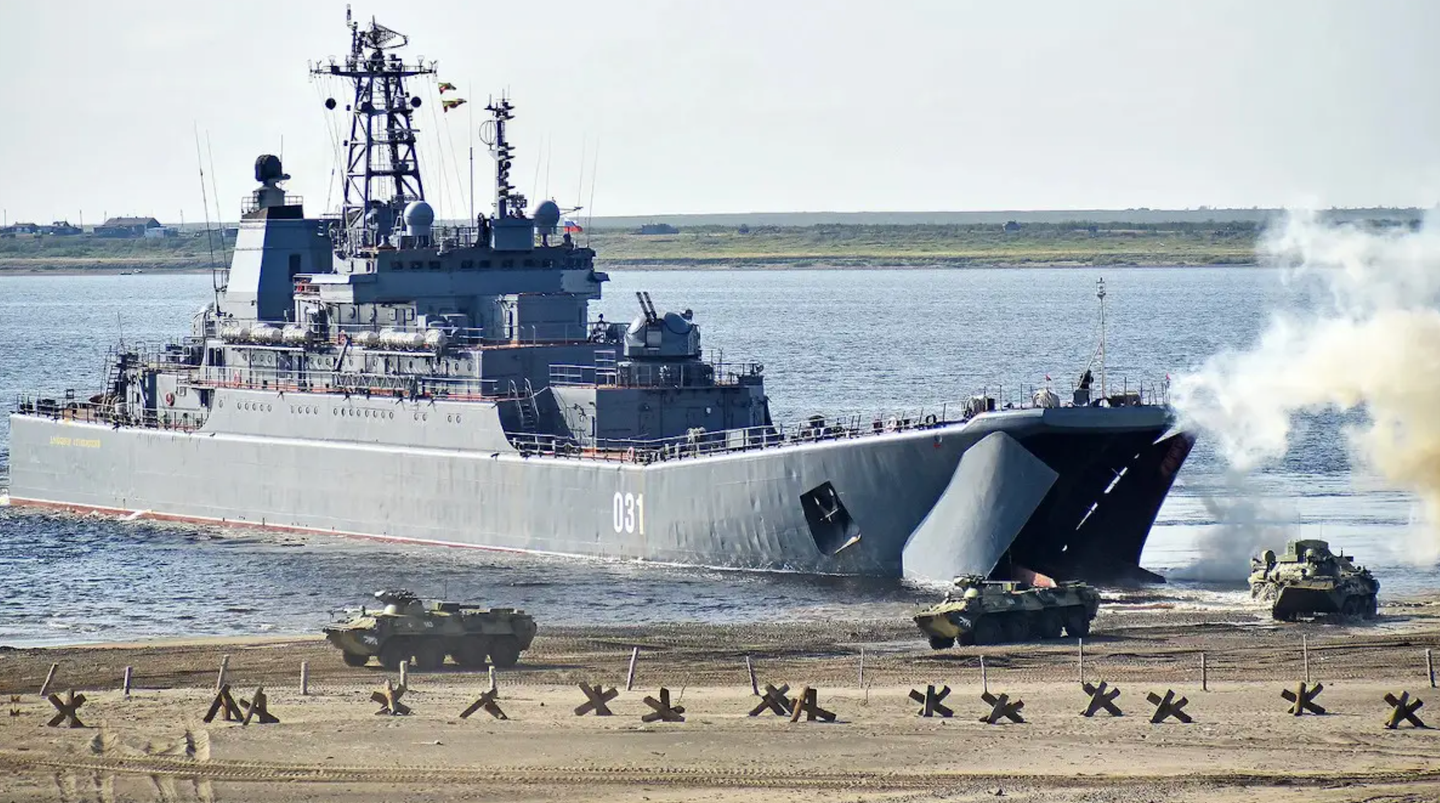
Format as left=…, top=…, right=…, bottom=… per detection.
left=1172, top=210, right=1440, bottom=574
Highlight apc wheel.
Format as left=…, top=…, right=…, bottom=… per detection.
left=413, top=640, right=447, bottom=671
left=453, top=637, right=491, bottom=669
left=1364, top=595, right=1379, bottom=620
left=1035, top=610, right=1064, bottom=640
left=488, top=636, right=522, bottom=669
left=378, top=640, right=408, bottom=672
left=928, top=635, right=956, bottom=650
left=973, top=617, right=1003, bottom=646
left=340, top=651, right=370, bottom=668
left=1002, top=612, right=1031, bottom=643
left=1064, top=609, right=1091, bottom=638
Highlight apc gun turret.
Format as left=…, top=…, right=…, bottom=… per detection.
left=1248, top=539, right=1379, bottom=621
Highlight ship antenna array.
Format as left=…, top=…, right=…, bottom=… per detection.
left=1096, top=277, right=1108, bottom=402
left=313, top=12, right=433, bottom=253
left=483, top=97, right=522, bottom=218
left=193, top=123, right=222, bottom=306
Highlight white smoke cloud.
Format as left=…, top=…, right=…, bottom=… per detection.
left=1173, top=209, right=1440, bottom=575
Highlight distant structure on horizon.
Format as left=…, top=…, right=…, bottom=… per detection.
left=95, top=216, right=164, bottom=238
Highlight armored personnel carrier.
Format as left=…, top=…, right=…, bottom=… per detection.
left=913, top=575, right=1101, bottom=648
left=323, top=590, right=537, bottom=670
left=1249, top=539, right=1379, bottom=621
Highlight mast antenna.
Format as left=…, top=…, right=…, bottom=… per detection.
left=313, top=13, right=434, bottom=254
left=1096, top=277, right=1108, bottom=403
left=193, top=123, right=221, bottom=309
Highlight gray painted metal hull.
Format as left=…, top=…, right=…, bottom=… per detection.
left=6, top=388, right=1180, bottom=581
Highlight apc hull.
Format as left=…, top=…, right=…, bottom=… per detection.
left=6, top=391, right=1190, bottom=582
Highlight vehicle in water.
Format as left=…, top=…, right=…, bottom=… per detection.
left=914, top=575, right=1101, bottom=647
left=1249, top=539, right=1379, bottom=621
left=6, top=12, right=1193, bottom=586
left=323, top=589, right=537, bottom=669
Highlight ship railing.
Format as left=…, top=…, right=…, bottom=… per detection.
left=12, top=392, right=204, bottom=433
left=503, top=376, right=1176, bottom=464
left=548, top=360, right=762, bottom=389
left=240, top=195, right=304, bottom=213
left=189, top=364, right=517, bottom=400
left=211, top=320, right=613, bottom=349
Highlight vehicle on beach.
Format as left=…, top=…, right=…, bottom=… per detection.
left=913, top=575, right=1100, bottom=648
left=1249, top=539, right=1379, bottom=621
left=322, top=589, right=537, bottom=670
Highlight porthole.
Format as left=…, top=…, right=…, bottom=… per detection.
left=332, top=408, right=338, bottom=416
left=422, top=413, right=428, bottom=422
left=455, top=415, right=461, bottom=424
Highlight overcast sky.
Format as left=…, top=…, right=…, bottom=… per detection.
left=2, top=0, right=1437, bottom=223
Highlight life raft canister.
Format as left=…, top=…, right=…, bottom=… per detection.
left=164, top=392, right=175, bottom=406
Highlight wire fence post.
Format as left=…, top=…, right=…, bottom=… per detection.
left=745, top=654, right=758, bottom=696
left=122, top=666, right=133, bottom=698
left=1200, top=652, right=1208, bottom=691
left=1302, top=635, right=1309, bottom=684
left=858, top=647, right=865, bottom=689
left=625, top=647, right=639, bottom=692
left=488, top=666, right=497, bottom=694
left=980, top=655, right=988, bottom=695
left=1427, top=648, right=1435, bottom=689
left=399, top=660, right=409, bottom=689
left=1077, top=638, right=1084, bottom=685
left=300, top=661, right=309, bottom=696
left=38, top=663, right=59, bottom=698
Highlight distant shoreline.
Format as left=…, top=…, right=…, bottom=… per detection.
left=0, top=259, right=1262, bottom=277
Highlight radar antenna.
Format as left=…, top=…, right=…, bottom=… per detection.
left=483, top=98, right=526, bottom=218
left=313, top=13, right=434, bottom=253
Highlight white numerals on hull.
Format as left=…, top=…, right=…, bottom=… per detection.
left=612, top=492, right=645, bottom=535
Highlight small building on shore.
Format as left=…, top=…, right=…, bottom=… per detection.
left=95, top=216, right=163, bottom=238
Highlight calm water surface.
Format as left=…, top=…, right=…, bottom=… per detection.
left=0, top=268, right=1428, bottom=645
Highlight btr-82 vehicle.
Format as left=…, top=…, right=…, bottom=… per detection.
left=323, top=589, right=538, bottom=670
left=1249, top=539, right=1379, bottom=621
left=913, top=575, right=1101, bottom=648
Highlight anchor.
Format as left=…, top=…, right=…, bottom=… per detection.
left=1383, top=692, right=1426, bottom=730
left=748, top=683, right=794, bottom=717
left=788, top=686, right=835, bottom=723
left=1281, top=682, right=1326, bottom=716
left=460, top=689, right=507, bottom=720
left=908, top=685, right=953, bottom=718
left=46, top=690, right=87, bottom=729
left=574, top=682, right=618, bottom=717
left=202, top=685, right=244, bottom=724
left=979, top=691, right=1025, bottom=724
left=1081, top=681, right=1123, bottom=717
left=371, top=679, right=411, bottom=716
left=1146, top=690, right=1192, bottom=724
left=640, top=687, right=685, bottom=723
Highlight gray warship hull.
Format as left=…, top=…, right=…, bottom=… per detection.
left=5, top=15, right=1195, bottom=585
left=7, top=392, right=1188, bottom=582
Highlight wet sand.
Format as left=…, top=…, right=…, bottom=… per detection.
left=3, top=602, right=1440, bottom=801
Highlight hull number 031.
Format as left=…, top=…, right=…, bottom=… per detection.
left=612, top=492, right=645, bottom=534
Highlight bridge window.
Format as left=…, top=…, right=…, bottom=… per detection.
left=480, top=259, right=491, bottom=268
left=429, top=261, right=441, bottom=271
left=460, top=259, right=474, bottom=270
left=391, top=260, right=403, bottom=271
left=410, top=261, right=423, bottom=270
left=523, top=259, right=535, bottom=268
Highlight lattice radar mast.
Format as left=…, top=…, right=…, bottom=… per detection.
left=313, top=10, right=435, bottom=253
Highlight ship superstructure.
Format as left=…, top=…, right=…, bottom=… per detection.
left=7, top=15, right=1193, bottom=585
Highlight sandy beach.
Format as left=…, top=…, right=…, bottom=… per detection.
left=3, top=601, right=1440, bottom=801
